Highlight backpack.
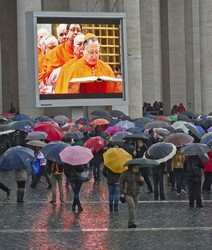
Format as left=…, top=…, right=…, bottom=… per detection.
left=186, top=162, right=200, bottom=177
left=31, top=158, right=42, bottom=176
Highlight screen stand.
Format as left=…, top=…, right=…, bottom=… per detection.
left=71, top=107, right=85, bottom=120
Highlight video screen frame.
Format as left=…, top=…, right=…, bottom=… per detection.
left=25, top=11, right=129, bottom=108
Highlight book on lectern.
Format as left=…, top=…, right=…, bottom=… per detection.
left=70, top=76, right=122, bottom=83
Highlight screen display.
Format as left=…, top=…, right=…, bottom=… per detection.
left=26, top=12, right=128, bottom=107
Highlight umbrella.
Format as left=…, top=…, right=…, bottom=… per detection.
left=153, top=116, right=171, bottom=123
left=10, top=120, right=35, bottom=131
left=171, top=121, right=189, bottom=134
left=177, top=115, right=192, bottom=122
left=103, top=148, right=132, bottom=173
left=119, top=115, right=132, bottom=121
left=153, top=128, right=170, bottom=138
left=194, top=125, right=206, bottom=136
left=64, top=131, right=84, bottom=140
left=127, top=127, right=144, bottom=134
left=181, top=143, right=211, bottom=156
left=13, top=114, right=33, bottom=121
left=84, top=136, right=105, bottom=153
left=0, top=124, right=15, bottom=135
left=25, top=131, right=48, bottom=141
left=144, top=114, right=155, bottom=119
left=185, top=124, right=202, bottom=139
left=168, top=115, right=178, bottom=122
left=2, top=112, right=15, bottom=119
left=35, top=116, right=54, bottom=123
left=91, top=110, right=111, bottom=118
left=60, top=146, right=93, bottom=165
left=116, top=120, right=134, bottom=130
left=109, top=110, right=126, bottom=118
left=41, top=141, right=70, bottom=164
left=75, top=118, right=89, bottom=125
left=0, top=116, right=8, bottom=124
left=207, top=140, right=212, bottom=148
left=26, top=140, right=47, bottom=148
left=34, top=122, right=62, bottom=141
left=207, top=127, right=212, bottom=133
left=202, top=119, right=212, bottom=129
left=164, top=133, right=194, bottom=147
left=144, top=121, right=173, bottom=130
left=200, top=133, right=212, bottom=145
left=111, top=131, right=132, bottom=142
left=125, top=158, right=159, bottom=167
left=181, top=111, right=198, bottom=119
left=134, top=118, right=152, bottom=127
left=123, top=133, right=150, bottom=141
left=145, top=142, right=177, bottom=163
left=0, top=146, right=35, bottom=171
left=90, top=118, right=109, bottom=126
left=53, top=115, right=69, bottom=124
left=105, top=125, right=125, bottom=135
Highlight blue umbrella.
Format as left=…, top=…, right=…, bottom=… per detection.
left=0, top=146, right=35, bottom=171
left=41, top=141, right=70, bottom=164
left=13, top=114, right=33, bottom=121
left=10, top=120, right=35, bottom=131
left=200, top=134, right=212, bottom=145
left=116, top=120, right=134, bottom=130
left=194, top=125, right=206, bottom=136
left=127, top=127, right=144, bottom=134
left=181, top=143, right=210, bottom=156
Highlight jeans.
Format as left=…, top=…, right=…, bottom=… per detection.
left=50, top=173, right=64, bottom=202
left=125, top=195, right=139, bottom=226
left=174, top=168, right=186, bottom=193
left=108, top=184, right=120, bottom=205
left=70, top=179, right=83, bottom=203
left=93, top=164, right=100, bottom=181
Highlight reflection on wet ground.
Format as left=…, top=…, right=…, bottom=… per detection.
left=0, top=171, right=211, bottom=249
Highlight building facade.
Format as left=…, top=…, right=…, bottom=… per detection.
left=0, top=0, right=211, bottom=118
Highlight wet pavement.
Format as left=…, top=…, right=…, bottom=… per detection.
left=0, top=170, right=211, bottom=250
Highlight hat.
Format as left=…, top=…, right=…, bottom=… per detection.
left=84, top=33, right=97, bottom=43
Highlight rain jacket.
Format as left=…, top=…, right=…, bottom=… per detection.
left=102, top=166, right=121, bottom=185
left=64, top=164, right=84, bottom=182
left=203, top=152, right=212, bottom=172
left=171, top=150, right=185, bottom=169
left=119, top=170, right=143, bottom=197
left=184, top=155, right=204, bottom=178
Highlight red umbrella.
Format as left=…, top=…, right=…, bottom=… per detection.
left=84, top=136, right=105, bottom=153
left=164, top=132, right=194, bottom=147
left=34, top=122, right=62, bottom=141
left=153, top=116, right=172, bottom=123
left=2, top=113, right=15, bottom=119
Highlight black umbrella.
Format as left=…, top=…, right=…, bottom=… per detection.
left=145, top=142, right=177, bottom=163
left=181, top=143, right=210, bottom=156
left=184, top=124, right=202, bottom=139
left=0, top=146, right=35, bottom=171
left=91, top=110, right=111, bottom=118
left=127, top=127, right=144, bottom=134
left=25, top=131, right=48, bottom=141
left=0, top=124, right=15, bottom=135
left=144, top=121, right=173, bottom=131
left=35, top=116, right=54, bottom=123
left=110, top=110, right=126, bottom=118
left=177, top=115, right=192, bottom=122
left=123, top=133, right=150, bottom=141
left=40, top=141, right=70, bottom=164
left=125, top=158, right=159, bottom=167
left=202, top=119, right=212, bottom=130
left=181, top=111, right=198, bottom=119
left=111, top=132, right=132, bottom=142
left=64, top=131, right=84, bottom=140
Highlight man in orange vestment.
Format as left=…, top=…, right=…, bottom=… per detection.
left=56, top=24, right=68, bottom=44
left=60, top=33, right=122, bottom=94
left=55, top=33, right=85, bottom=94
left=41, top=24, right=81, bottom=82
left=37, top=28, right=50, bottom=57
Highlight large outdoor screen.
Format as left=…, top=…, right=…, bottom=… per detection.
left=26, top=12, right=128, bottom=107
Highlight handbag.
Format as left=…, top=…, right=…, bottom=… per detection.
left=77, top=171, right=91, bottom=182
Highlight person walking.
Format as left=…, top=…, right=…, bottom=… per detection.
left=202, top=151, right=212, bottom=193
left=15, top=168, right=27, bottom=203
left=171, top=149, right=186, bottom=195
left=102, top=165, right=121, bottom=212
left=152, top=162, right=166, bottom=200
left=64, top=164, right=84, bottom=212
left=0, top=182, right=11, bottom=197
left=184, top=155, right=204, bottom=208
left=49, top=161, right=64, bottom=203
left=119, top=164, right=144, bottom=228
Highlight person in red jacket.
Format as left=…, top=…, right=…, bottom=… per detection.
left=202, top=151, right=212, bottom=193
left=176, top=103, right=186, bottom=114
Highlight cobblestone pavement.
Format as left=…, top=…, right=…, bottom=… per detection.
left=0, top=171, right=211, bottom=250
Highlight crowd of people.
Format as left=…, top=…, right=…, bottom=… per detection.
left=0, top=109, right=211, bottom=228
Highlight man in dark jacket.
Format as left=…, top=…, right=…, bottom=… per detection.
left=184, top=155, right=204, bottom=208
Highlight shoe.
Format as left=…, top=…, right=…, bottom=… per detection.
left=177, top=192, right=180, bottom=196
left=6, top=189, right=11, bottom=198
left=181, top=189, right=187, bottom=194
left=49, top=200, right=56, bottom=204
left=128, top=224, right=137, bottom=228
left=78, top=203, right=83, bottom=212
left=146, top=190, right=153, bottom=194
left=196, top=205, right=203, bottom=208
left=114, top=204, right=119, bottom=212
left=72, top=201, right=77, bottom=211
